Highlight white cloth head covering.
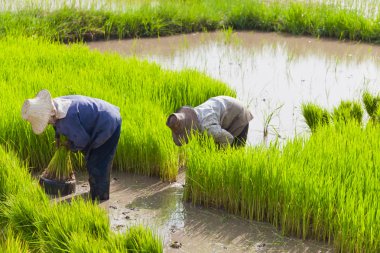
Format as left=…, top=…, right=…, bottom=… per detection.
left=53, top=97, right=71, bottom=119
left=21, top=89, right=55, bottom=134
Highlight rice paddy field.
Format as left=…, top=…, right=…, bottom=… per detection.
left=0, top=0, right=379, bottom=252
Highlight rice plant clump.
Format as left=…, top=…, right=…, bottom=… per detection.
left=184, top=122, right=380, bottom=252
left=362, top=91, right=380, bottom=124
left=332, top=100, right=363, bottom=125
left=301, top=103, right=330, bottom=133
left=42, top=147, right=74, bottom=181
left=0, top=229, right=29, bottom=253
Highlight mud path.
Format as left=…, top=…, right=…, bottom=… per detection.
left=59, top=170, right=332, bottom=252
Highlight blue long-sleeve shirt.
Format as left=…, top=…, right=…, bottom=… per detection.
left=53, top=95, right=121, bottom=154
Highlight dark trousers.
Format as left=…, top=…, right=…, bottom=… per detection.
left=232, top=124, right=249, bottom=147
left=86, top=125, right=121, bottom=201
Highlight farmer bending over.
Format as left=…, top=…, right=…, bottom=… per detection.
left=21, top=89, right=122, bottom=201
left=166, top=96, right=253, bottom=147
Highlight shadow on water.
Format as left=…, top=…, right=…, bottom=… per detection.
left=62, top=171, right=333, bottom=252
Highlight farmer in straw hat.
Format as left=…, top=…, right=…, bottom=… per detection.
left=21, top=89, right=122, bottom=201
left=166, top=96, right=253, bottom=147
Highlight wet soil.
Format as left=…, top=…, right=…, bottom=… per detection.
left=60, top=171, right=333, bottom=252
left=87, top=31, right=380, bottom=145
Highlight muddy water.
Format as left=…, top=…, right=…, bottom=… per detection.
left=64, top=171, right=333, bottom=252
left=87, top=31, right=380, bottom=146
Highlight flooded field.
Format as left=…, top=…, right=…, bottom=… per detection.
left=0, top=0, right=157, bottom=11
left=65, top=171, right=333, bottom=252
left=88, top=31, right=380, bottom=145
left=83, top=32, right=380, bottom=252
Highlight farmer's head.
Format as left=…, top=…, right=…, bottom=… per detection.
left=22, top=89, right=72, bottom=134
left=166, top=106, right=200, bottom=146
left=21, top=89, right=56, bottom=134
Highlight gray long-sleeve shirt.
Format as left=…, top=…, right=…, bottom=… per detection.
left=193, top=96, right=253, bottom=145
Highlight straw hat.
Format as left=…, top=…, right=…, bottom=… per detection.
left=166, top=106, right=200, bottom=146
left=21, top=89, right=55, bottom=134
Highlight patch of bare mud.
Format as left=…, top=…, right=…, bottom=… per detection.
left=60, top=171, right=332, bottom=253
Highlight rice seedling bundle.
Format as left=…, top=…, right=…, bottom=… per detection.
left=184, top=122, right=380, bottom=252
left=42, top=146, right=73, bottom=181
left=301, top=102, right=330, bottom=132
left=363, top=91, right=380, bottom=124
left=0, top=36, right=234, bottom=181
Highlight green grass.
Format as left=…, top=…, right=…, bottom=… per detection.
left=1, top=0, right=380, bottom=43
left=184, top=122, right=380, bottom=252
left=0, top=36, right=234, bottom=181
left=0, top=145, right=163, bottom=252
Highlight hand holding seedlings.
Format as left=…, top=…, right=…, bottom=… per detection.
left=22, top=89, right=122, bottom=201
left=166, top=96, right=253, bottom=147
left=55, top=136, right=72, bottom=150
left=55, top=136, right=60, bottom=148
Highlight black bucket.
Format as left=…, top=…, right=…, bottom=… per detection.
left=39, top=175, right=76, bottom=196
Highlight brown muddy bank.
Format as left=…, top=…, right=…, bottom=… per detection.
left=59, top=171, right=333, bottom=252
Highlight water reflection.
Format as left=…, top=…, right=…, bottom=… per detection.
left=88, top=31, right=380, bottom=145
left=64, top=170, right=333, bottom=252
left=123, top=186, right=332, bottom=252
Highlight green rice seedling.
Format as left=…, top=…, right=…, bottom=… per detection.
left=2, top=194, right=163, bottom=252
left=184, top=121, right=380, bottom=252
left=221, top=26, right=235, bottom=45
left=67, top=226, right=163, bottom=252
left=42, top=146, right=74, bottom=181
left=0, top=36, right=234, bottom=181
left=362, top=91, right=380, bottom=124
left=332, top=100, right=363, bottom=125
left=301, top=103, right=330, bottom=133
left=0, top=228, right=29, bottom=253
left=263, top=104, right=283, bottom=142
left=123, top=226, right=163, bottom=252
left=0, top=145, right=47, bottom=204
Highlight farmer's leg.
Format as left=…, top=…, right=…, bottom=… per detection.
left=232, top=124, right=249, bottom=147
left=86, top=125, right=121, bottom=201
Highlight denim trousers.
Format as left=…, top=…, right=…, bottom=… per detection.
left=86, top=124, right=121, bottom=201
